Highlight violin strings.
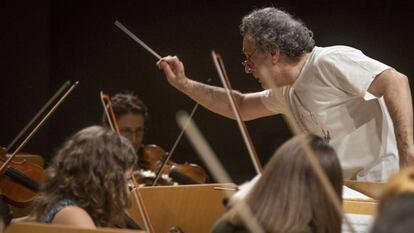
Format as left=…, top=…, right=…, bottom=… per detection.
left=114, top=20, right=162, bottom=60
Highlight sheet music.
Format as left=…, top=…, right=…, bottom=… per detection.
left=342, top=213, right=374, bottom=233
left=343, top=186, right=373, bottom=200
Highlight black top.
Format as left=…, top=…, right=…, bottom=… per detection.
left=211, top=216, right=315, bottom=233
left=0, top=196, right=12, bottom=225
left=123, top=214, right=142, bottom=230
left=211, top=218, right=252, bottom=233
left=39, top=199, right=77, bottom=223
left=38, top=199, right=142, bottom=230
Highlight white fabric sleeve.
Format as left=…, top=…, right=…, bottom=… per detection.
left=317, top=47, right=391, bottom=99
left=259, top=88, right=286, bottom=114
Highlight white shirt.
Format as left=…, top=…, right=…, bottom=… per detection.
left=260, top=45, right=398, bottom=182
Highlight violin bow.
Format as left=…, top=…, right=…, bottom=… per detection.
left=100, top=91, right=155, bottom=233
left=211, top=51, right=263, bottom=174
left=99, top=92, right=120, bottom=133
left=176, top=111, right=265, bottom=233
left=152, top=103, right=199, bottom=186
left=0, top=81, right=79, bottom=174
left=6, top=81, right=71, bottom=152
left=255, top=64, right=356, bottom=233
left=114, top=20, right=203, bottom=186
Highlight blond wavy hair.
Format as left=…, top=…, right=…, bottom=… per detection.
left=379, top=166, right=414, bottom=209
left=225, top=134, right=343, bottom=233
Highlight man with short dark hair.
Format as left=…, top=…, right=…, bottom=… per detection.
left=156, top=7, right=413, bottom=182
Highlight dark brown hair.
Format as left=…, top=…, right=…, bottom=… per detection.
left=102, top=92, right=149, bottom=126
left=30, top=126, right=137, bottom=227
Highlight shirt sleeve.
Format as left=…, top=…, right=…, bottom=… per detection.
left=259, top=88, right=287, bottom=114
left=317, top=47, right=391, bottom=99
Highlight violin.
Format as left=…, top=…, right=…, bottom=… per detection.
left=0, top=81, right=78, bottom=208
left=133, top=169, right=173, bottom=186
left=139, top=144, right=208, bottom=185
left=0, top=147, right=44, bottom=208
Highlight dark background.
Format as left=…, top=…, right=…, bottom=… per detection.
left=1, top=0, right=413, bottom=183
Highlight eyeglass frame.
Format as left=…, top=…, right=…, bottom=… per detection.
left=119, top=127, right=145, bottom=139
left=242, top=48, right=258, bottom=71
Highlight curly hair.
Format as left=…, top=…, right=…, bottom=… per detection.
left=240, top=7, right=315, bottom=60
left=30, top=126, right=137, bottom=227
left=102, top=92, right=149, bottom=126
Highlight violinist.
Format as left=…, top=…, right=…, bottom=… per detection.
left=28, top=126, right=139, bottom=229
left=102, top=92, right=208, bottom=185
left=101, top=92, right=148, bottom=169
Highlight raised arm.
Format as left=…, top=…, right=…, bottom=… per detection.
left=368, top=69, right=414, bottom=167
left=156, top=56, right=275, bottom=121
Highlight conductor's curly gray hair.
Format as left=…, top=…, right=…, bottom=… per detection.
left=240, top=7, right=315, bottom=60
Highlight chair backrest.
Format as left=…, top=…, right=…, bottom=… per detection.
left=5, top=222, right=146, bottom=233
left=128, top=183, right=236, bottom=233
left=342, top=180, right=384, bottom=233
left=344, top=180, right=384, bottom=200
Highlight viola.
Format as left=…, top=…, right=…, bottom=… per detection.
left=0, top=147, right=44, bottom=208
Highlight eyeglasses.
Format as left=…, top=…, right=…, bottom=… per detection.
left=120, top=127, right=145, bottom=139
left=242, top=48, right=257, bottom=72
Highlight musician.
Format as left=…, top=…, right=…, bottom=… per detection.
left=211, top=134, right=343, bottom=233
left=157, top=7, right=413, bottom=182
left=29, top=126, right=138, bottom=228
left=102, top=92, right=149, bottom=169
left=109, top=92, right=148, bottom=154
left=102, top=92, right=208, bottom=185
